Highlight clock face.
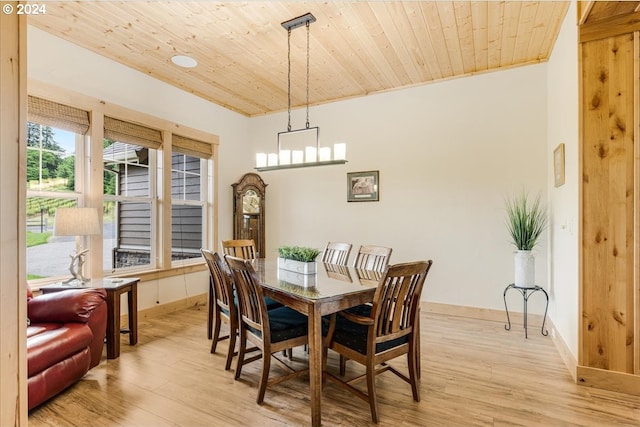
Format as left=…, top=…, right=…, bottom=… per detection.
left=242, top=190, right=260, bottom=214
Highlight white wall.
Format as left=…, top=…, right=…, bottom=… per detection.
left=27, top=27, right=250, bottom=310
left=249, top=65, right=549, bottom=312
left=546, top=2, right=579, bottom=358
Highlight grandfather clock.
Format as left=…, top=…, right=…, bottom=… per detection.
left=232, top=173, right=267, bottom=257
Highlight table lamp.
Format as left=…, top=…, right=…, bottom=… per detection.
left=54, top=207, right=101, bottom=284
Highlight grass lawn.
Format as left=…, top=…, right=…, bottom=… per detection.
left=27, top=230, right=52, bottom=247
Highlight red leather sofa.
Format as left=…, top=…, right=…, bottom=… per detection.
left=27, top=287, right=107, bottom=410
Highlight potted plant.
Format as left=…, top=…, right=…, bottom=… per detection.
left=505, top=191, right=548, bottom=288
left=277, top=245, right=321, bottom=275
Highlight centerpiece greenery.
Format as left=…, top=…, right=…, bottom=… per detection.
left=277, top=246, right=321, bottom=262
left=505, top=191, right=548, bottom=251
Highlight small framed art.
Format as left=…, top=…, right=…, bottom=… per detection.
left=347, top=170, right=379, bottom=202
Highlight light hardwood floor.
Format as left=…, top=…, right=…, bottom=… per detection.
left=28, top=306, right=640, bottom=427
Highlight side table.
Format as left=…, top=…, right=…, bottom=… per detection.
left=41, top=277, right=139, bottom=359
left=503, top=283, right=549, bottom=339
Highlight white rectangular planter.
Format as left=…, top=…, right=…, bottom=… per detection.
left=277, top=268, right=317, bottom=288
left=277, top=257, right=317, bottom=275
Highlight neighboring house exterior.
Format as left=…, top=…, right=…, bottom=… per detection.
left=104, top=142, right=202, bottom=268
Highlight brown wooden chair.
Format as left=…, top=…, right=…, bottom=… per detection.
left=220, top=238, right=282, bottom=314
left=324, top=260, right=433, bottom=423
left=225, top=255, right=309, bottom=404
left=201, top=249, right=238, bottom=370
left=320, top=242, right=352, bottom=265
left=221, top=239, right=258, bottom=259
left=353, top=245, right=392, bottom=272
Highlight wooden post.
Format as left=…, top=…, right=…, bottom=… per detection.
left=0, top=3, right=28, bottom=424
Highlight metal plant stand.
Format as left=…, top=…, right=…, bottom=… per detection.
left=503, top=284, right=549, bottom=339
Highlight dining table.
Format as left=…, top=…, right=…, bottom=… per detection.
left=250, top=259, right=381, bottom=427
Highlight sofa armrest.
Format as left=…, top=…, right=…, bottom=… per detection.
left=28, top=288, right=107, bottom=324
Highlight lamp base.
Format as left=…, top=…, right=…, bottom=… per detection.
left=68, top=248, right=90, bottom=283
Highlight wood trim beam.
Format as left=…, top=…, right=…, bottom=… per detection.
left=0, top=6, right=28, bottom=425
left=578, top=1, right=595, bottom=26
left=577, top=365, right=640, bottom=396
left=580, top=10, right=640, bottom=43
left=635, top=32, right=640, bottom=376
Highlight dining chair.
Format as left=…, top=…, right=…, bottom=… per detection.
left=320, top=242, right=352, bottom=265
left=324, top=260, right=433, bottom=423
left=337, top=245, right=392, bottom=368
left=353, top=245, right=392, bottom=272
left=201, top=249, right=239, bottom=370
left=221, top=239, right=258, bottom=259
left=225, top=255, right=310, bottom=404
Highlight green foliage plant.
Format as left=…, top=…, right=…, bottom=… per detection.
left=277, top=246, right=321, bottom=262
left=505, top=191, right=548, bottom=251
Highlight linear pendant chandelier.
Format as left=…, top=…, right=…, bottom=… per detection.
left=255, top=13, right=347, bottom=172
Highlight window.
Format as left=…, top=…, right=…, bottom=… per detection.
left=26, top=97, right=89, bottom=281
left=170, top=134, right=213, bottom=264
left=25, top=95, right=215, bottom=282
left=171, top=153, right=205, bottom=262
left=103, top=116, right=160, bottom=272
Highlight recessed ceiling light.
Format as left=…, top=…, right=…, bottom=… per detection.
left=171, top=55, right=197, bottom=68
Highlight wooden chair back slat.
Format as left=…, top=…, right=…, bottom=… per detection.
left=201, top=249, right=234, bottom=311
left=225, top=255, right=267, bottom=338
left=221, top=239, right=258, bottom=260
left=372, top=261, right=432, bottom=342
left=354, top=245, right=392, bottom=272
left=321, top=242, right=352, bottom=265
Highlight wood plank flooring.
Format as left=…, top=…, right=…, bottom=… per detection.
left=28, top=306, right=640, bottom=427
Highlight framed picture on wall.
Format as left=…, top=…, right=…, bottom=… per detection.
left=347, top=171, right=379, bottom=202
left=554, top=143, right=565, bottom=187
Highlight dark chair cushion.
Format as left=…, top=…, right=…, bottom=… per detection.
left=248, top=307, right=308, bottom=343
left=333, top=305, right=408, bottom=355
left=231, top=292, right=282, bottom=311
left=264, top=296, right=283, bottom=310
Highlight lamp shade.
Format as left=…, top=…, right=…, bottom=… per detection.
left=54, top=207, right=101, bottom=236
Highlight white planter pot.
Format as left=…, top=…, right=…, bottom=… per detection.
left=514, top=250, right=535, bottom=288
left=277, top=268, right=317, bottom=287
left=277, top=258, right=316, bottom=275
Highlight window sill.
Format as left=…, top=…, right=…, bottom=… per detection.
left=29, top=262, right=207, bottom=292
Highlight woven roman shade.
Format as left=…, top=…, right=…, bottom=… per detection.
left=172, top=134, right=213, bottom=159
left=28, top=96, right=90, bottom=135
left=104, top=116, right=162, bottom=149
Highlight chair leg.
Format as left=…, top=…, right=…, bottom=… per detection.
left=207, top=285, right=214, bottom=339
left=339, top=355, right=347, bottom=376
left=234, top=327, right=247, bottom=380
left=415, top=309, right=421, bottom=379
left=408, top=340, right=420, bottom=402
left=225, top=326, right=237, bottom=371
left=256, top=350, right=271, bottom=404
left=366, top=362, right=379, bottom=423
left=210, top=311, right=222, bottom=354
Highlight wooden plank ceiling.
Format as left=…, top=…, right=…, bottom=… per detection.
left=29, top=1, right=569, bottom=117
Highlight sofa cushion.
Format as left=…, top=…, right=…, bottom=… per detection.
left=28, top=348, right=91, bottom=410
left=28, top=288, right=106, bottom=324
left=27, top=323, right=93, bottom=377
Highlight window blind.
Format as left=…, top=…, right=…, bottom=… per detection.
left=27, top=96, right=90, bottom=135
left=172, top=134, right=213, bottom=159
left=104, top=116, right=162, bottom=149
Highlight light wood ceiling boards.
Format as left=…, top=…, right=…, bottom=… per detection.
left=28, top=1, right=569, bottom=117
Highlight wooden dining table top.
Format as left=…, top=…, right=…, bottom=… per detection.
left=249, top=258, right=381, bottom=303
